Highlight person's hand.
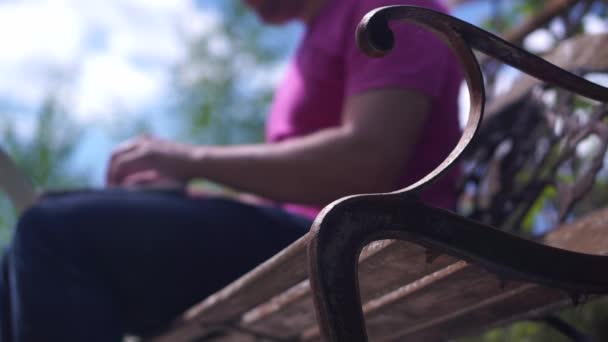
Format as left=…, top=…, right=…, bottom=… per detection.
left=106, top=135, right=198, bottom=187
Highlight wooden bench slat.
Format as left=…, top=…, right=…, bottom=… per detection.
left=204, top=330, right=261, bottom=342
left=300, top=262, right=514, bottom=341
left=149, top=235, right=312, bottom=341
left=300, top=207, right=608, bottom=341
left=366, top=267, right=542, bottom=341
left=239, top=241, right=457, bottom=338
left=362, top=263, right=511, bottom=340
left=357, top=241, right=458, bottom=300
left=240, top=279, right=312, bottom=338
left=384, top=284, right=570, bottom=341
left=151, top=207, right=608, bottom=341
left=388, top=207, right=608, bottom=340
left=483, top=34, right=608, bottom=123
left=543, top=207, right=608, bottom=255
left=148, top=27, right=608, bottom=342
left=151, top=238, right=456, bottom=341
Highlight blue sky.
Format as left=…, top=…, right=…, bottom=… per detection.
left=0, top=0, right=571, bottom=187
left=0, top=0, right=220, bottom=185
left=0, top=1, right=214, bottom=123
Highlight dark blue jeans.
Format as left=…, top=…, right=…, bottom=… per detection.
left=0, top=189, right=311, bottom=341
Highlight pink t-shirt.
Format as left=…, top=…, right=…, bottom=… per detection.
left=266, top=0, right=463, bottom=219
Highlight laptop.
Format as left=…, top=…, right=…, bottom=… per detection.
left=0, top=144, right=190, bottom=215
left=0, top=146, right=37, bottom=214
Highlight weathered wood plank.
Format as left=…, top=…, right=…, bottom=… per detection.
left=543, top=206, right=608, bottom=256
left=151, top=206, right=608, bottom=342
left=383, top=284, right=570, bottom=341
left=241, top=280, right=312, bottom=338
left=500, top=0, right=579, bottom=46
left=300, top=207, right=608, bottom=341
left=148, top=234, right=312, bottom=342
left=484, top=34, right=608, bottom=123
left=300, top=262, right=511, bottom=341
left=363, top=263, right=514, bottom=340
left=203, top=330, right=262, bottom=342
left=150, top=239, right=456, bottom=341
left=240, top=241, right=457, bottom=339
left=153, top=206, right=608, bottom=341
left=147, top=27, right=608, bottom=342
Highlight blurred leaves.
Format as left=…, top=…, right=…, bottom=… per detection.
left=173, top=1, right=298, bottom=145
left=0, top=95, right=86, bottom=246
left=0, top=1, right=606, bottom=340
left=2, top=97, right=86, bottom=189
left=460, top=1, right=608, bottom=341
left=460, top=297, right=608, bottom=342
left=0, top=2, right=297, bottom=236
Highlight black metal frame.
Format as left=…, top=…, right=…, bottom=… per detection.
left=307, top=6, right=608, bottom=341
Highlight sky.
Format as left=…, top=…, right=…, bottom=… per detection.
left=0, top=0, right=604, bottom=187
left=0, top=0, right=214, bottom=125
left=0, top=0, right=494, bottom=128
left=0, top=0, right=505, bottom=186
left=0, top=0, right=223, bottom=184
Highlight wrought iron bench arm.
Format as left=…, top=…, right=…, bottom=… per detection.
left=307, top=6, right=608, bottom=342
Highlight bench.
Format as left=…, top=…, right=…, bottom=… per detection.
left=2, top=5, right=608, bottom=342
left=147, top=6, right=608, bottom=342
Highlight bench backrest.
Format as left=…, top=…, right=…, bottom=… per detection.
left=149, top=22, right=608, bottom=342
left=460, top=33, right=608, bottom=234
left=1, top=3, right=606, bottom=342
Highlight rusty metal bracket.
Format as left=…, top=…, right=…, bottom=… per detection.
left=308, top=6, right=608, bottom=342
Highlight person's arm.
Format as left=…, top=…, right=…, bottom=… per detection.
left=107, top=88, right=430, bottom=206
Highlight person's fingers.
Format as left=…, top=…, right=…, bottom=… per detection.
left=122, top=170, right=162, bottom=186
left=106, top=133, right=159, bottom=185
left=123, top=172, right=186, bottom=191
left=113, top=135, right=152, bottom=159
left=105, top=138, right=142, bottom=186
left=109, top=149, right=151, bottom=186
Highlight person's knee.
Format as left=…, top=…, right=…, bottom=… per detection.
left=12, top=198, right=85, bottom=260
left=12, top=203, right=57, bottom=256
left=12, top=194, right=110, bottom=264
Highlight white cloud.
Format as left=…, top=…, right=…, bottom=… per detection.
left=493, top=66, right=518, bottom=97
left=0, top=1, right=82, bottom=67
left=583, top=14, right=608, bottom=34
left=458, top=81, right=470, bottom=129
left=585, top=73, right=608, bottom=88
left=242, top=60, right=290, bottom=94
left=71, top=54, right=166, bottom=122
left=0, top=0, right=219, bottom=123
left=523, top=29, right=555, bottom=54
left=0, top=113, right=37, bottom=143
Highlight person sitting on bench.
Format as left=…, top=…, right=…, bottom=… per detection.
left=0, top=0, right=462, bottom=340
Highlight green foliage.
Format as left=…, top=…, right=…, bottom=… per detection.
left=459, top=297, right=608, bottom=342
left=174, top=2, right=298, bottom=145
left=0, top=96, right=86, bottom=247
left=0, top=2, right=605, bottom=339
left=483, top=0, right=546, bottom=31
left=0, top=199, right=13, bottom=246
left=460, top=1, right=608, bottom=340
left=514, top=0, right=545, bottom=17
left=463, top=321, right=568, bottom=342
left=2, top=98, right=86, bottom=189
left=520, top=185, right=556, bottom=233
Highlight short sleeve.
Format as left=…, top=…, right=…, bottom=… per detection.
left=345, top=3, right=452, bottom=98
